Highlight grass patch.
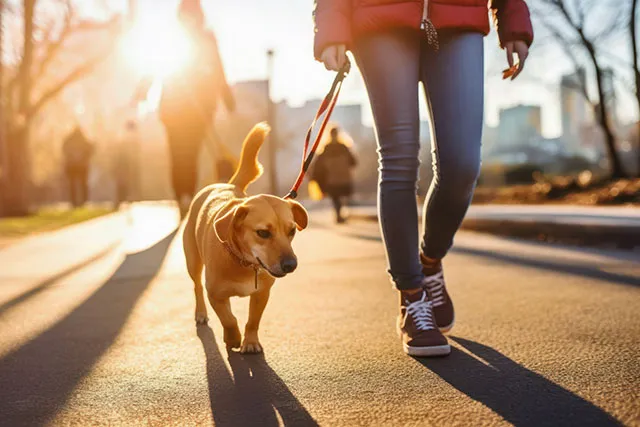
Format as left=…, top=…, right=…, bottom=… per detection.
left=0, top=206, right=114, bottom=239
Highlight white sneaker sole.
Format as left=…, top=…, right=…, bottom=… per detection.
left=397, top=325, right=451, bottom=357
left=439, top=317, right=455, bottom=334
left=403, top=343, right=451, bottom=357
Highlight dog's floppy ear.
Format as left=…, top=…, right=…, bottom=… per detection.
left=288, top=200, right=308, bottom=231
left=214, top=205, right=248, bottom=243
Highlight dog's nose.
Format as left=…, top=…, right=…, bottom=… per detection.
left=280, top=258, right=298, bottom=274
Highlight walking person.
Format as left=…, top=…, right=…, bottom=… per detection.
left=132, top=0, right=235, bottom=217
left=62, top=126, right=94, bottom=208
left=314, top=0, right=533, bottom=356
left=112, top=119, right=140, bottom=209
left=312, top=126, right=357, bottom=223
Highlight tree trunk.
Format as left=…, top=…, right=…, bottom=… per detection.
left=632, top=0, right=640, bottom=177
left=3, top=126, right=31, bottom=216
left=3, top=0, right=36, bottom=216
left=587, top=42, right=626, bottom=179
left=0, top=0, right=5, bottom=216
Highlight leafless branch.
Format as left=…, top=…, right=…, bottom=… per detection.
left=32, top=14, right=118, bottom=86
left=536, top=17, right=591, bottom=101
left=29, top=52, right=104, bottom=117
left=32, top=3, right=73, bottom=83
left=573, top=0, right=586, bottom=29
left=600, top=50, right=633, bottom=71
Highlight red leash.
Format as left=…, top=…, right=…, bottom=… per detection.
left=285, top=60, right=351, bottom=199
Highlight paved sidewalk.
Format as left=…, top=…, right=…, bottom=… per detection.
left=0, top=203, right=638, bottom=425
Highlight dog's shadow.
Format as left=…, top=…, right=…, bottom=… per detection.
left=197, top=325, right=318, bottom=427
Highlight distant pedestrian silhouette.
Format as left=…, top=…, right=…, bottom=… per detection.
left=112, top=120, right=140, bottom=208
left=312, top=126, right=357, bottom=223
left=132, top=0, right=235, bottom=217
left=62, top=126, right=94, bottom=208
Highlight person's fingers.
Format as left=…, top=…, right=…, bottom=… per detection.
left=321, top=45, right=348, bottom=71
left=512, top=58, right=526, bottom=80
left=505, top=42, right=514, bottom=69
left=501, top=43, right=516, bottom=80
left=511, top=44, right=529, bottom=80
left=336, top=45, right=346, bottom=69
left=322, top=47, right=338, bottom=71
left=517, top=43, right=529, bottom=62
left=324, top=55, right=337, bottom=71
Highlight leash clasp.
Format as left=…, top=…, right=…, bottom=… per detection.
left=338, top=59, right=351, bottom=79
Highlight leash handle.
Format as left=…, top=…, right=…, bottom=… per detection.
left=285, top=59, right=351, bottom=199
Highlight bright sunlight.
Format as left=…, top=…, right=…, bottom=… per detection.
left=121, top=14, right=193, bottom=79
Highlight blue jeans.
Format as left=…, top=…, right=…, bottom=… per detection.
left=354, top=30, right=484, bottom=290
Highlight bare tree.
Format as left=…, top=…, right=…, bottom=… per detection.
left=0, top=0, right=5, bottom=201
left=630, top=0, right=640, bottom=173
left=532, top=0, right=628, bottom=179
left=1, top=0, right=121, bottom=216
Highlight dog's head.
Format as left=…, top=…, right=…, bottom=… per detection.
left=214, top=195, right=308, bottom=278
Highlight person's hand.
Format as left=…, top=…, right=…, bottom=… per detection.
left=320, top=44, right=347, bottom=71
left=502, top=40, right=529, bottom=80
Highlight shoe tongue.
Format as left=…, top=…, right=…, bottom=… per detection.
left=402, top=289, right=426, bottom=305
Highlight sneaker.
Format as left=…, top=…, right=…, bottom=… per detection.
left=398, top=289, right=450, bottom=357
left=420, top=254, right=455, bottom=333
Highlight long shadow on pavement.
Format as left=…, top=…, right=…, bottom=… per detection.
left=0, top=229, right=177, bottom=426
left=315, top=221, right=639, bottom=287
left=416, top=337, right=620, bottom=427
left=198, top=326, right=318, bottom=427
left=451, top=246, right=639, bottom=287
left=0, top=242, right=120, bottom=318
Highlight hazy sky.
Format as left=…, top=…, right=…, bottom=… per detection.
left=130, top=0, right=636, bottom=138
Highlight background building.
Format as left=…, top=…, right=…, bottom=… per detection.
left=497, top=105, right=542, bottom=149
left=560, top=68, right=591, bottom=153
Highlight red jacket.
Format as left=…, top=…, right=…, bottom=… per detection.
left=313, top=0, right=533, bottom=60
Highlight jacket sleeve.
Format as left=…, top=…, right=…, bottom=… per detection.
left=313, top=0, right=352, bottom=60
left=490, top=0, right=534, bottom=48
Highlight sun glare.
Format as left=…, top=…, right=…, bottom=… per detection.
left=122, top=15, right=193, bottom=79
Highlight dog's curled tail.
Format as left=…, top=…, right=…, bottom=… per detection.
left=228, top=122, right=269, bottom=192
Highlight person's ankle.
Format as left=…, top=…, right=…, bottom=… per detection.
left=423, top=255, right=439, bottom=264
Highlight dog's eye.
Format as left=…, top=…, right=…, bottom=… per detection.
left=289, top=228, right=296, bottom=237
left=256, top=229, right=271, bottom=239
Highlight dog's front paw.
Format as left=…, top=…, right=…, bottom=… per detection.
left=224, top=326, right=242, bottom=349
left=195, top=312, right=208, bottom=325
left=240, top=338, right=263, bottom=354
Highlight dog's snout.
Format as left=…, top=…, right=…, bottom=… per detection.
left=280, top=258, right=297, bottom=274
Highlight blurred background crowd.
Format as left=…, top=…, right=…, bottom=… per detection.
left=0, top=0, right=638, bottom=219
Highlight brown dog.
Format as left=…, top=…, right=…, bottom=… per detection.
left=183, top=123, right=308, bottom=353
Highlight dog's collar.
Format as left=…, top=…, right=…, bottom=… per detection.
left=222, top=241, right=260, bottom=289
left=222, top=241, right=255, bottom=269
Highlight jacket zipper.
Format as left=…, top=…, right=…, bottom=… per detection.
left=421, top=0, right=439, bottom=51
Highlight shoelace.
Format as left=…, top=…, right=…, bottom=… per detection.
left=405, top=292, right=436, bottom=331
left=423, top=272, right=445, bottom=307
